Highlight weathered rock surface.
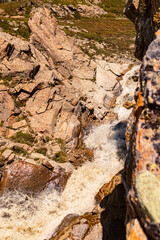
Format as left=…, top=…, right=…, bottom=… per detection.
left=50, top=213, right=101, bottom=240
left=51, top=3, right=106, bottom=18
left=124, top=0, right=160, bottom=60
left=29, top=7, right=96, bottom=81
left=0, top=85, right=15, bottom=136
left=0, top=160, right=69, bottom=195
left=125, top=33, right=160, bottom=239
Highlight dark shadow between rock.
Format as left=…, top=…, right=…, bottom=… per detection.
left=100, top=183, right=126, bottom=240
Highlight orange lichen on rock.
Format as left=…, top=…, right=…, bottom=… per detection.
left=127, top=219, right=148, bottom=240
left=134, top=92, right=144, bottom=118
left=133, top=0, right=139, bottom=9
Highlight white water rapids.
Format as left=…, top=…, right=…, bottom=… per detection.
left=0, top=65, right=139, bottom=240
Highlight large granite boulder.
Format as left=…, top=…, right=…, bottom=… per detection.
left=0, top=160, right=69, bottom=195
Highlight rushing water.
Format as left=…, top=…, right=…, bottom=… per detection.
left=0, top=65, right=139, bottom=240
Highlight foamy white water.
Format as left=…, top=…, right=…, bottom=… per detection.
left=0, top=64, right=139, bottom=240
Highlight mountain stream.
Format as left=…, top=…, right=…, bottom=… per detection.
left=0, top=65, right=139, bottom=240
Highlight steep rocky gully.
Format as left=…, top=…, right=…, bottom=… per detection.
left=0, top=0, right=159, bottom=240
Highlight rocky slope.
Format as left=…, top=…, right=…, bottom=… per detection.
left=2, top=0, right=160, bottom=239
left=0, top=1, right=141, bottom=239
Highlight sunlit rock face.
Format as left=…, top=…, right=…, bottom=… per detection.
left=124, top=0, right=160, bottom=60
left=125, top=33, right=160, bottom=240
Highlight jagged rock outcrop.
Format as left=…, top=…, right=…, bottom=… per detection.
left=124, top=0, right=160, bottom=60
left=29, top=7, right=96, bottom=81
left=125, top=31, right=160, bottom=240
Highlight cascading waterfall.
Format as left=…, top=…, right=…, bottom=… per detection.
left=0, top=65, right=139, bottom=240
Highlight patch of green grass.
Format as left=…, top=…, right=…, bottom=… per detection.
left=11, top=131, right=37, bottom=146
left=35, top=147, right=47, bottom=155
left=80, top=32, right=103, bottom=43
left=12, top=145, right=29, bottom=157
left=53, top=138, right=67, bottom=163
left=0, top=121, right=4, bottom=127
left=42, top=135, right=52, bottom=143
left=99, top=0, right=126, bottom=16
left=1, top=74, right=21, bottom=88
left=0, top=1, right=24, bottom=16
left=1, top=74, right=12, bottom=87
left=53, top=151, right=67, bottom=163
left=16, top=24, right=30, bottom=39
left=0, top=18, right=30, bottom=40
left=69, top=16, right=135, bottom=56
left=56, top=138, right=66, bottom=149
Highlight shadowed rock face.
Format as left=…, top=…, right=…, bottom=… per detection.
left=124, top=0, right=160, bottom=60
left=125, top=33, right=160, bottom=240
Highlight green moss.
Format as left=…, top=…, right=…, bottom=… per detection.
left=12, top=146, right=29, bottom=157
left=16, top=24, right=30, bottom=39
left=136, top=171, right=160, bottom=223
left=56, top=138, right=66, bottom=150
left=0, top=121, right=4, bottom=127
left=42, top=136, right=52, bottom=143
left=80, top=32, right=103, bottom=43
left=53, top=138, right=67, bottom=162
left=1, top=75, right=12, bottom=87
left=53, top=151, right=67, bottom=163
left=0, top=18, right=30, bottom=40
left=74, top=11, right=81, bottom=20
left=11, top=131, right=37, bottom=146
left=99, top=0, right=126, bottom=15
left=35, top=147, right=47, bottom=155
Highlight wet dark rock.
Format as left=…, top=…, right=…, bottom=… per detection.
left=0, top=160, right=69, bottom=195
